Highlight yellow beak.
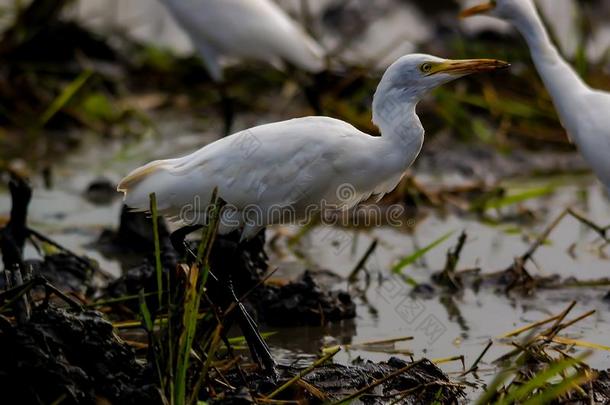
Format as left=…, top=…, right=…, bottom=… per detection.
left=432, top=59, right=510, bottom=76
left=459, top=2, right=496, bottom=18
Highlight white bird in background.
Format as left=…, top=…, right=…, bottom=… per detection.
left=118, top=54, right=509, bottom=241
left=461, top=0, right=610, bottom=192
left=160, top=0, right=326, bottom=82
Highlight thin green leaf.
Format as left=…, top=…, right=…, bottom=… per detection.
left=139, top=290, right=154, bottom=332
left=483, top=186, right=555, bottom=210
left=392, top=231, right=455, bottom=273
left=40, top=69, right=93, bottom=126
left=495, top=357, right=581, bottom=405
left=175, top=190, right=222, bottom=405
left=521, top=372, right=593, bottom=405
left=149, top=193, right=163, bottom=307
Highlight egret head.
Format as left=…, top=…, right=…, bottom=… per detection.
left=373, top=54, right=509, bottom=128
left=460, top=0, right=536, bottom=22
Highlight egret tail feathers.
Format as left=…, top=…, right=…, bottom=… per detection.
left=117, top=160, right=169, bottom=193
left=117, top=159, right=185, bottom=214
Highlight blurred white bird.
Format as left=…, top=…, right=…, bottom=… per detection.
left=160, top=0, right=326, bottom=82
left=461, top=0, right=610, bottom=192
left=118, top=54, right=508, bottom=241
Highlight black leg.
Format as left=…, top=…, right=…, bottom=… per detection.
left=226, top=278, right=278, bottom=379
left=169, top=226, right=278, bottom=379
left=218, top=83, right=234, bottom=137
left=170, top=225, right=203, bottom=257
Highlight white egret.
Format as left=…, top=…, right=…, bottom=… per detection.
left=119, top=54, right=508, bottom=239
left=117, top=53, right=507, bottom=374
left=160, top=0, right=327, bottom=134
left=461, top=0, right=610, bottom=192
left=160, top=0, right=326, bottom=82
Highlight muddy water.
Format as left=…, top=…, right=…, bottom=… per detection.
left=1, top=112, right=609, bottom=394
left=266, top=180, right=610, bottom=384
left=268, top=202, right=610, bottom=383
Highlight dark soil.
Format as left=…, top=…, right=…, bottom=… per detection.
left=303, top=357, right=464, bottom=404
left=213, top=356, right=465, bottom=404
left=254, top=271, right=356, bottom=326
left=0, top=305, right=158, bottom=404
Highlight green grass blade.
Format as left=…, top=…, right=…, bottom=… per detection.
left=521, top=371, right=593, bottom=405
left=39, top=69, right=93, bottom=126
left=495, top=357, right=581, bottom=405
left=189, top=324, right=223, bottom=404
left=139, top=290, right=154, bottom=332
left=149, top=193, right=163, bottom=306
left=140, top=290, right=167, bottom=398
left=392, top=231, right=455, bottom=273
left=483, top=186, right=555, bottom=211
left=175, top=190, right=222, bottom=405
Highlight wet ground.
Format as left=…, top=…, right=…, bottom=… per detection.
left=2, top=110, right=609, bottom=401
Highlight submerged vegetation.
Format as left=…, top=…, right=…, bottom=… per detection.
left=1, top=0, right=610, bottom=403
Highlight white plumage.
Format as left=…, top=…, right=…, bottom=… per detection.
left=118, top=54, right=508, bottom=240
left=462, top=0, right=610, bottom=191
left=160, top=0, right=325, bottom=81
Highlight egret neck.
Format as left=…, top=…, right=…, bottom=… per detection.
left=509, top=5, right=589, bottom=138
left=372, top=86, right=425, bottom=172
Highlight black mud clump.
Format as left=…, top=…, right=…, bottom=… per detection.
left=83, top=178, right=119, bottom=206
left=255, top=271, right=356, bottom=326
left=214, top=356, right=464, bottom=404
left=96, top=207, right=176, bottom=259
left=0, top=305, right=158, bottom=404
left=97, top=208, right=178, bottom=299
left=304, top=357, right=463, bottom=404
left=103, top=260, right=158, bottom=300
left=25, top=253, right=94, bottom=294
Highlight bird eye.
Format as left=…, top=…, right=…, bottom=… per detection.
left=420, top=63, right=433, bottom=74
